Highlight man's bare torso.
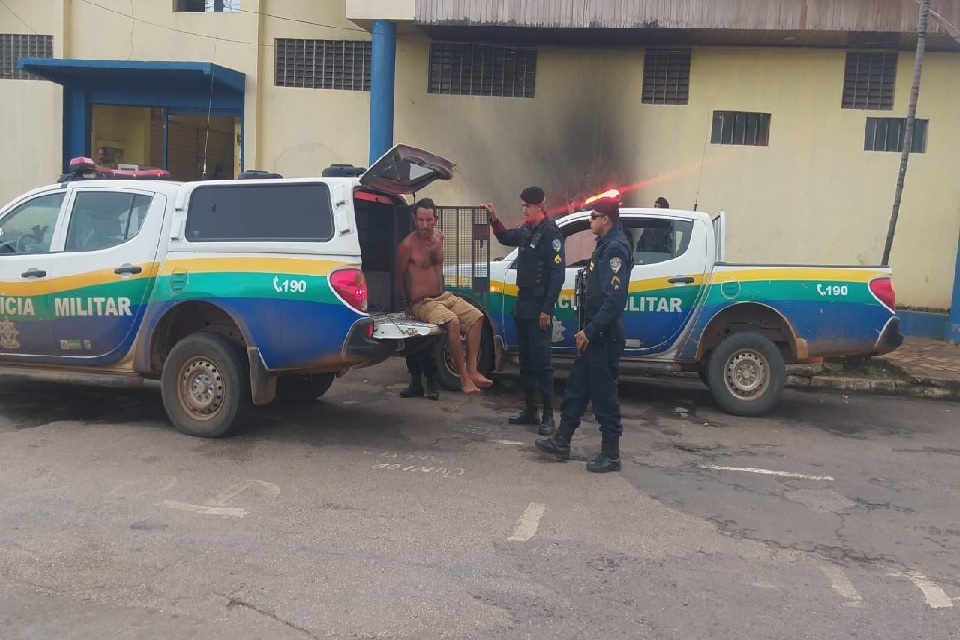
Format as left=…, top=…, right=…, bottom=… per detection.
left=401, top=230, right=445, bottom=301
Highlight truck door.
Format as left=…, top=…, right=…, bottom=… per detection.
left=0, top=190, right=67, bottom=357
left=50, top=188, right=165, bottom=363
left=622, top=215, right=709, bottom=354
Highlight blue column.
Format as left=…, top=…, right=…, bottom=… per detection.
left=62, top=88, right=92, bottom=171
left=369, top=20, right=397, bottom=165
left=946, top=230, right=960, bottom=344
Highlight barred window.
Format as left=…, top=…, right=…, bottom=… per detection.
left=711, top=111, right=771, bottom=147
left=174, top=0, right=240, bottom=12
left=642, top=48, right=691, bottom=105
left=864, top=117, right=927, bottom=153
left=842, top=52, right=897, bottom=110
left=275, top=39, right=371, bottom=91
left=429, top=42, right=536, bottom=98
left=1, top=34, right=53, bottom=80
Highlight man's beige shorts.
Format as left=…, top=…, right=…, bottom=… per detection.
left=412, top=292, right=483, bottom=334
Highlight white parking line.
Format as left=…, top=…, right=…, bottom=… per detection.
left=819, top=564, right=863, bottom=607
left=888, top=569, right=953, bottom=609
left=507, top=502, right=546, bottom=541
left=161, top=500, right=246, bottom=517
left=698, top=465, right=834, bottom=481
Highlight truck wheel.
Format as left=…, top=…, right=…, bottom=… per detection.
left=276, top=373, right=335, bottom=403
left=161, top=333, right=248, bottom=438
left=435, top=322, right=495, bottom=393
left=707, top=332, right=785, bottom=417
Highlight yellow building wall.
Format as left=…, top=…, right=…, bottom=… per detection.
left=0, top=0, right=65, bottom=206
left=393, top=41, right=960, bottom=309
left=91, top=105, right=152, bottom=166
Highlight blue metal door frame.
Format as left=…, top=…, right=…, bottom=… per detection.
left=18, top=59, right=245, bottom=172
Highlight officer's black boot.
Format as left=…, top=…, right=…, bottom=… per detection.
left=538, top=393, right=555, bottom=436
left=399, top=375, right=424, bottom=398
left=424, top=378, right=440, bottom=401
left=586, top=434, right=622, bottom=473
left=509, top=388, right=540, bottom=425
left=535, top=420, right=575, bottom=461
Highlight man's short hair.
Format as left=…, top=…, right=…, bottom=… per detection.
left=411, top=198, right=437, bottom=217
left=655, top=196, right=670, bottom=208
left=520, top=186, right=545, bottom=205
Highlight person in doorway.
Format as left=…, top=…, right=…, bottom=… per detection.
left=397, top=198, right=492, bottom=395
left=96, top=146, right=116, bottom=169
left=399, top=348, right=440, bottom=401
left=535, top=196, right=632, bottom=473
left=654, top=196, right=670, bottom=209
left=483, top=186, right=564, bottom=436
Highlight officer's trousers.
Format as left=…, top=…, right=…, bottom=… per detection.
left=406, top=347, right=438, bottom=382
left=559, top=336, right=626, bottom=437
left=514, top=315, right=555, bottom=396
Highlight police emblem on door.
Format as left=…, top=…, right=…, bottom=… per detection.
left=0, top=320, right=20, bottom=349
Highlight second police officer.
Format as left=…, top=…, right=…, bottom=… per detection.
left=484, top=187, right=564, bottom=436
left=535, top=195, right=632, bottom=473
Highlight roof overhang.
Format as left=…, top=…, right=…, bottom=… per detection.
left=18, top=59, right=246, bottom=94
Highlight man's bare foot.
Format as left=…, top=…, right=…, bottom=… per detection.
left=460, top=375, right=480, bottom=395
left=469, top=372, right=493, bottom=389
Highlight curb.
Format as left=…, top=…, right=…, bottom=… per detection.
left=786, top=374, right=960, bottom=400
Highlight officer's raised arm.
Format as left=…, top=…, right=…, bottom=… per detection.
left=484, top=202, right=530, bottom=247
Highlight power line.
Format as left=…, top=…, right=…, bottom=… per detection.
left=0, top=0, right=39, bottom=34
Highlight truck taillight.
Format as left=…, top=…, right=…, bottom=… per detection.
left=869, top=277, right=896, bottom=312
left=330, top=269, right=369, bottom=313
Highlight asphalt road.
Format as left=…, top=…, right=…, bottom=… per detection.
left=0, top=360, right=958, bottom=639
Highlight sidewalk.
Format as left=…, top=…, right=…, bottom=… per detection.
left=788, top=337, right=960, bottom=400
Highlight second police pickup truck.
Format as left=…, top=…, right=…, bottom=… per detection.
left=437, top=200, right=903, bottom=417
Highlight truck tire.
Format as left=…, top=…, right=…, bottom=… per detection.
left=706, top=332, right=785, bottom=417
left=435, top=322, right=495, bottom=393
left=276, top=373, right=335, bottom=403
left=161, top=332, right=248, bottom=438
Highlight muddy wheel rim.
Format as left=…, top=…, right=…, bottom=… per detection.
left=178, top=357, right=225, bottom=420
left=723, top=349, right=769, bottom=400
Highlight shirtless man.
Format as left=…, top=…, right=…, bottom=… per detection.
left=396, top=198, right=493, bottom=395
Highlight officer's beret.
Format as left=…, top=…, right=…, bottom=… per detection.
left=520, top=186, right=545, bottom=205
left=590, top=196, right=620, bottom=216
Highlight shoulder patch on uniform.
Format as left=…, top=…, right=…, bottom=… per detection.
left=611, top=275, right=621, bottom=290
left=554, top=254, right=562, bottom=264
left=610, top=257, right=623, bottom=273
left=552, top=238, right=561, bottom=253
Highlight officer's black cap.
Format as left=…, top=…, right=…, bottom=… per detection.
left=590, top=196, right=620, bottom=217
left=520, top=186, right=545, bottom=205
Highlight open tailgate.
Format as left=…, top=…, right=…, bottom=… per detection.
left=371, top=312, right=443, bottom=340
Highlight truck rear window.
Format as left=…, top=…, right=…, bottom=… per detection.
left=185, top=183, right=335, bottom=242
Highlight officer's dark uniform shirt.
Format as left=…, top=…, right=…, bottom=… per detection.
left=582, top=227, right=632, bottom=342
left=491, top=218, right=565, bottom=319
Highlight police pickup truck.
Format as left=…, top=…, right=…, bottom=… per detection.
left=0, top=146, right=449, bottom=437
left=440, top=204, right=902, bottom=416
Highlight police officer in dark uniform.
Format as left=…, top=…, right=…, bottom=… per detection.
left=399, top=348, right=440, bottom=401
left=484, top=187, right=564, bottom=436
left=535, top=196, right=632, bottom=473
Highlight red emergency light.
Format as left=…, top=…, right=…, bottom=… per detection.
left=582, top=188, right=622, bottom=208
left=64, top=157, right=171, bottom=182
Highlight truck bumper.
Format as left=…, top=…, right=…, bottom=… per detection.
left=873, top=317, right=904, bottom=355
left=343, top=318, right=395, bottom=367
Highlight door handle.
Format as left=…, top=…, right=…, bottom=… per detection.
left=21, top=268, right=46, bottom=278
left=668, top=276, right=695, bottom=284
left=114, top=265, right=143, bottom=275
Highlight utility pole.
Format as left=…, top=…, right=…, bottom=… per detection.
left=881, top=0, right=930, bottom=266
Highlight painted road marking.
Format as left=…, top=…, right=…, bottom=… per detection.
left=507, top=502, right=546, bottom=541
left=161, top=500, right=247, bottom=517
left=493, top=439, right=524, bottom=446
left=698, top=465, right=834, bottom=481
left=888, top=569, right=953, bottom=609
left=819, top=564, right=863, bottom=607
